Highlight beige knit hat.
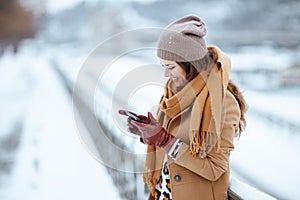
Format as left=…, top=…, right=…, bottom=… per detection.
left=157, top=15, right=208, bottom=62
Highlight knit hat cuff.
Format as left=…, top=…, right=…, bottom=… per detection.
left=156, top=46, right=208, bottom=62
left=157, top=49, right=185, bottom=62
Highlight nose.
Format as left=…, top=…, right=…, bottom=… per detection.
left=164, top=68, right=171, bottom=77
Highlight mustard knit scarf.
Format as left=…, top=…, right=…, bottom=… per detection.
left=143, top=46, right=231, bottom=195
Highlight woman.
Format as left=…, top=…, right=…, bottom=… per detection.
left=120, top=15, right=246, bottom=200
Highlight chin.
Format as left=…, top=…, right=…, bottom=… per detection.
left=174, top=83, right=186, bottom=92
left=175, top=81, right=185, bottom=87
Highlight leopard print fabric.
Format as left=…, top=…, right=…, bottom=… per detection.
left=153, top=139, right=183, bottom=200
left=154, top=155, right=172, bottom=200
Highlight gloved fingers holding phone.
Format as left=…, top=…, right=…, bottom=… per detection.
left=127, top=117, right=141, bottom=136
left=119, top=109, right=176, bottom=152
left=118, top=109, right=149, bottom=123
left=118, top=109, right=149, bottom=136
left=130, top=112, right=162, bottom=138
left=118, top=110, right=159, bottom=138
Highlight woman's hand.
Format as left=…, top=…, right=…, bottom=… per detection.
left=118, top=110, right=148, bottom=136
left=130, top=112, right=176, bottom=152
left=119, top=110, right=176, bottom=152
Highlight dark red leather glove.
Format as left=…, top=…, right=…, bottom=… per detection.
left=130, top=112, right=177, bottom=152
left=118, top=109, right=149, bottom=137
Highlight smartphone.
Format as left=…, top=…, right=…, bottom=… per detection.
left=124, top=111, right=146, bottom=123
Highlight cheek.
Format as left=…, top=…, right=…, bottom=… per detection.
left=178, top=76, right=187, bottom=85
left=177, top=70, right=187, bottom=85
left=177, top=69, right=187, bottom=79
left=175, top=71, right=187, bottom=85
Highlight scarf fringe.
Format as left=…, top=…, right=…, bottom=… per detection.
left=190, top=131, right=220, bottom=158
left=190, top=130, right=202, bottom=157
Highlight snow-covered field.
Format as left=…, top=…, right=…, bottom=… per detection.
left=0, top=44, right=122, bottom=200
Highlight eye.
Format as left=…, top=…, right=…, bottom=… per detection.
left=161, top=64, right=175, bottom=70
left=167, top=66, right=175, bottom=70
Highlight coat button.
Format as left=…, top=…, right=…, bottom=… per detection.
left=174, top=175, right=181, bottom=182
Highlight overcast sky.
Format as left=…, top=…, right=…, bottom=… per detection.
left=45, top=0, right=94, bottom=13
left=45, top=0, right=155, bottom=13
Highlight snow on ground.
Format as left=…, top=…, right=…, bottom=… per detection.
left=0, top=50, right=34, bottom=139
left=231, top=105, right=300, bottom=199
left=0, top=45, right=122, bottom=200
left=229, top=177, right=276, bottom=200
left=228, top=45, right=297, bottom=71
left=244, top=88, right=300, bottom=125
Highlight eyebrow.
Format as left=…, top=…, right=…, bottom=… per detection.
left=161, top=63, right=175, bottom=67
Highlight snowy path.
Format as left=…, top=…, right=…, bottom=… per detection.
left=0, top=50, right=122, bottom=200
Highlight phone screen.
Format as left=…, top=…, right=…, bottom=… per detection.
left=124, top=111, right=146, bottom=123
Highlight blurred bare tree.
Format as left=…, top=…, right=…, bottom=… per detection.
left=0, top=0, right=36, bottom=54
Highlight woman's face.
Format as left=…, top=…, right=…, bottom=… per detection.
left=161, top=59, right=187, bottom=88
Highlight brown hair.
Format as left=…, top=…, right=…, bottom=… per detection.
left=176, top=53, right=214, bottom=82
left=227, top=80, right=247, bottom=136
left=177, top=50, right=247, bottom=135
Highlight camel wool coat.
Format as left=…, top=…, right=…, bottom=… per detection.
left=148, top=88, right=241, bottom=200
